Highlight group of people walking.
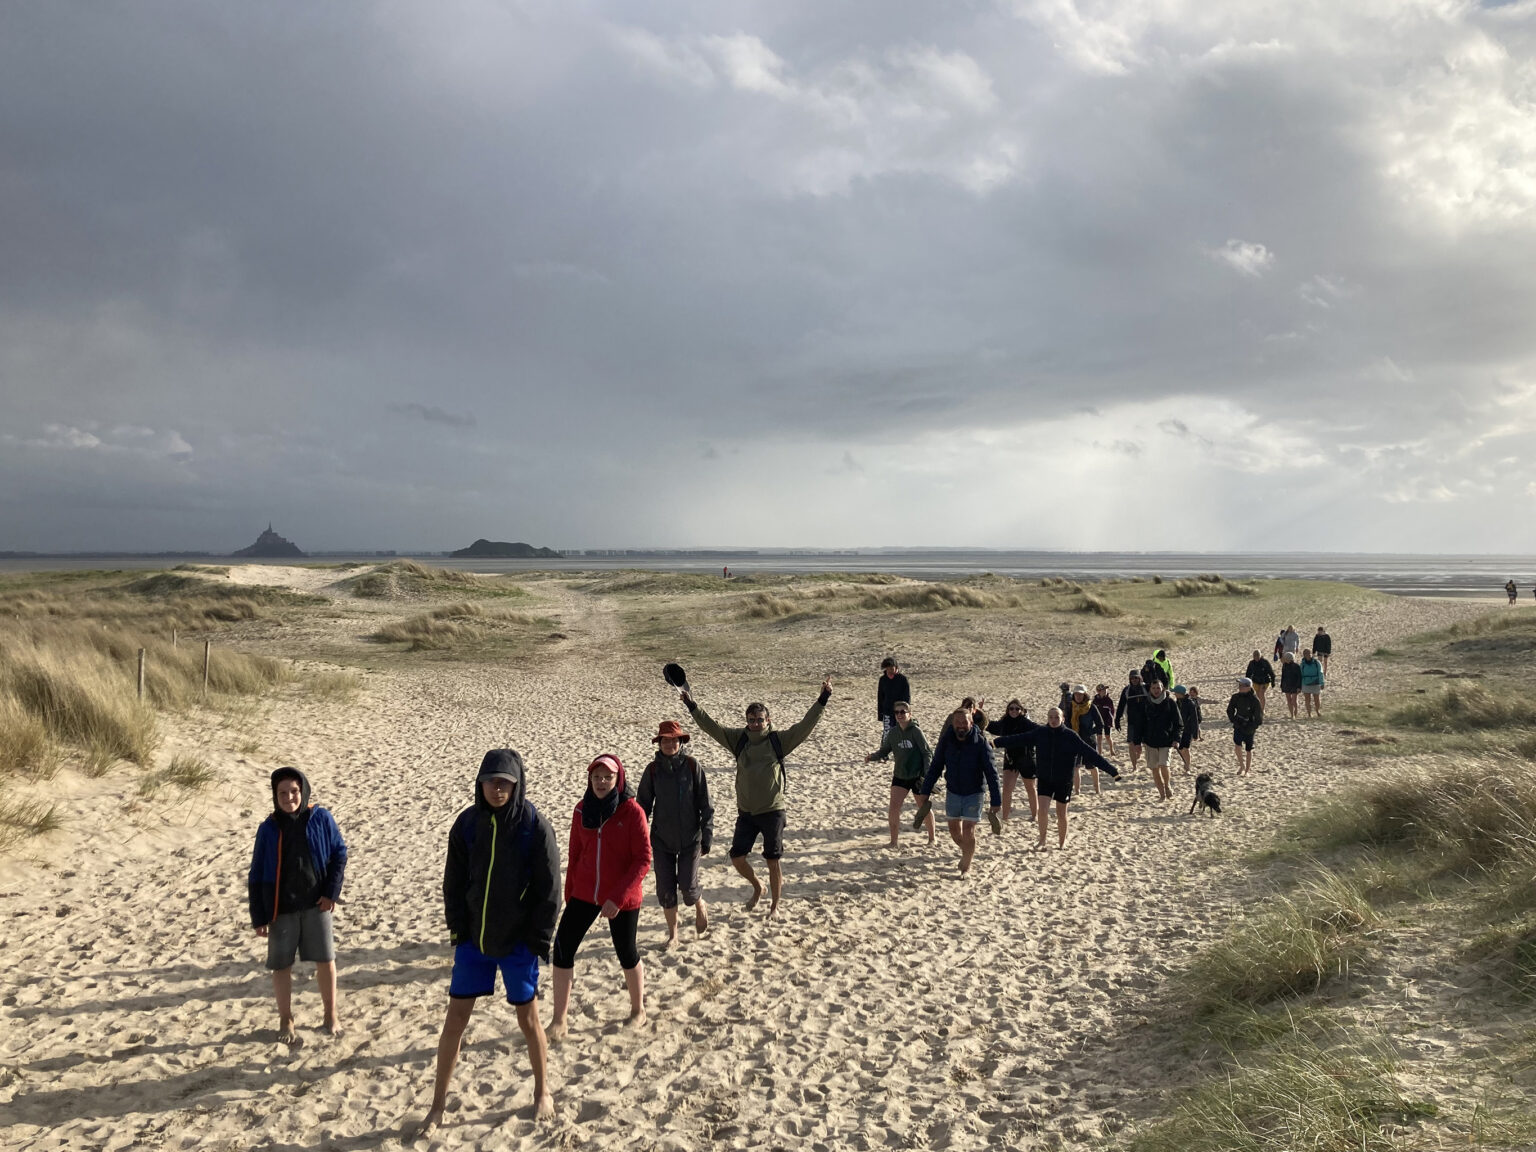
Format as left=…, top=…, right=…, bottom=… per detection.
left=247, top=678, right=834, bottom=1128
left=245, top=631, right=1337, bottom=1126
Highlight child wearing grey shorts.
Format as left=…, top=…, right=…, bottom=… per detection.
left=247, top=767, right=348, bottom=1044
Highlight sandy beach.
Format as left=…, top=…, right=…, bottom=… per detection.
left=0, top=568, right=1503, bottom=1151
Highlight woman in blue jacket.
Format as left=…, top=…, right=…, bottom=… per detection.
left=1300, top=648, right=1325, bottom=718
left=247, top=767, right=348, bottom=1044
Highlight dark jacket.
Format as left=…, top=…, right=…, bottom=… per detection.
left=1245, top=657, right=1276, bottom=687
left=1176, top=696, right=1200, bottom=741
left=1313, top=632, right=1332, bottom=656
left=1139, top=692, right=1184, bottom=748
left=247, top=768, right=347, bottom=928
left=1142, top=658, right=1169, bottom=689
left=994, top=721, right=1117, bottom=788
left=985, top=714, right=1036, bottom=772
left=1115, top=681, right=1148, bottom=730
left=444, top=750, right=561, bottom=961
left=1280, top=660, right=1303, bottom=692
left=877, top=672, right=911, bottom=722
left=1227, top=691, right=1263, bottom=731
left=1066, top=699, right=1102, bottom=743
left=920, top=725, right=1001, bottom=807
left=636, top=750, right=715, bottom=856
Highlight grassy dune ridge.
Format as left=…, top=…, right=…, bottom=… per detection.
left=1131, top=603, right=1536, bottom=1151
left=0, top=568, right=355, bottom=835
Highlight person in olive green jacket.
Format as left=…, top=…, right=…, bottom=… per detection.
left=865, top=703, right=934, bottom=847
left=681, top=677, right=832, bottom=918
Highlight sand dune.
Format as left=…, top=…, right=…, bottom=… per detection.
left=0, top=577, right=1494, bottom=1150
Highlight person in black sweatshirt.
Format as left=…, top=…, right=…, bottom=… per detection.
left=1114, top=670, right=1149, bottom=773
left=1139, top=681, right=1184, bottom=801
left=1173, top=685, right=1201, bottom=774
left=985, top=699, right=1037, bottom=822
left=421, top=750, right=561, bottom=1132
left=992, top=707, right=1119, bottom=850
left=877, top=657, right=911, bottom=734
left=1244, top=649, right=1276, bottom=711
left=1227, top=677, right=1264, bottom=776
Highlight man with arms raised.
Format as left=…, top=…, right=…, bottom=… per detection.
left=682, top=677, right=832, bottom=918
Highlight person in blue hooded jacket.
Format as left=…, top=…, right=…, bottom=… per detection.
left=247, top=766, right=348, bottom=1045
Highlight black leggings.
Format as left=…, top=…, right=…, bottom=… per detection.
left=551, top=899, right=640, bottom=971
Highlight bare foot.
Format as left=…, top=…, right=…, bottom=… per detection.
left=887, top=837, right=899, bottom=848
left=625, top=1010, right=647, bottom=1029
left=663, top=932, right=678, bottom=951
left=418, top=1107, right=444, bottom=1137
left=744, top=882, right=763, bottom=911
left=277, top=1020, right=302, bottom=1048
left=694, top=904, right=709, bottom=936
left=766, top=898, right=779, bottom=920
left=546, top=1019, right=568, bottom=1044
left=533, top=1093, right=555, bottom=1121
left=324, top=1017, right=343, bottom=1038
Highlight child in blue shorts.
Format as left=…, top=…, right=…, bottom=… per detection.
left=420, top=750, right=561, bottom=1131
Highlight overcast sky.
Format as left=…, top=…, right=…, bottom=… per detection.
left=3, top=1, right=1535, bottom=553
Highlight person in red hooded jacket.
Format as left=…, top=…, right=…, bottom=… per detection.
left=547, top=754, right=652, bottom=1041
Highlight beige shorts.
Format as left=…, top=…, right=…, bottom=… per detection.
left=1144, top=746, right=1172, bottom=770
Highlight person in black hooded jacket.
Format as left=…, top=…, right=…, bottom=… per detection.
left=421, top=750, right=560, bottom=1132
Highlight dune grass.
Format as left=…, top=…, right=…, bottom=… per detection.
left=368, top=602, right=545, bottom=650
left=346, top=560, right=529, bottom=601
left=1131, top=1033, right=1432, bottom=1152
left=1184, top=871, right=1377, bottom=1017
left=0, top=789, right=61, bottom=850
left=138, top=753, right=217, bottom=797
left=1387, top=683, right=1536, bottom=733
left=1072, top=592, right=1124, bottom=617
left=2, top=641, right=160, bottom=769
left=1173, top=574, right=1258, bottom=597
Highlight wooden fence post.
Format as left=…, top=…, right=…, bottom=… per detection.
left=202, top=640, right=211, bottom=699
left=137, top=648, right=146, bottom=700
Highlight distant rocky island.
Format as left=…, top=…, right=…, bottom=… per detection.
left=450, top=538, right=560, bottom=559
left=233, top=524, right=306, bottom=558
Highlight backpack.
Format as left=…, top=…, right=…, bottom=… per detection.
left=734, top=729, right=789, bottom=792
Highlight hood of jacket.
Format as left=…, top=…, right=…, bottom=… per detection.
left=476, top=748, right=529, bottom=830
left=580, top=754, right=633, bottom=830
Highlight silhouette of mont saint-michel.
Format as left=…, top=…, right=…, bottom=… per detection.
left=233, top=524, right=306, bottom=558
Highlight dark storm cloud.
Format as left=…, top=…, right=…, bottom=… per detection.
left=2, top=1, right=1535, bottom=551
left=390, top=404, right=478, bottom=429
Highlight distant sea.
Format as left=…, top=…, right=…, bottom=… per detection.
left=5, top=551, right=1536, bottom=598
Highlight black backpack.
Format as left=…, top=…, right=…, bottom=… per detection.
left=733, top=729, right=788, bottom=792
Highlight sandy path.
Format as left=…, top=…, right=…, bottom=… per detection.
left=0, top=585, right=1495, bottom=1151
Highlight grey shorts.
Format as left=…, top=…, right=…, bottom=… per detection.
left=653, top=845, right=703, bottom=909
left=266, top=907, right=335, bottom=970
left=1144, top=746, right=1172, bottom=770
left=1302, top=685, right=1322, bottom=696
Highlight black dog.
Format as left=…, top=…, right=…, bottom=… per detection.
left=1189, top=773, right=1222, bottom=817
